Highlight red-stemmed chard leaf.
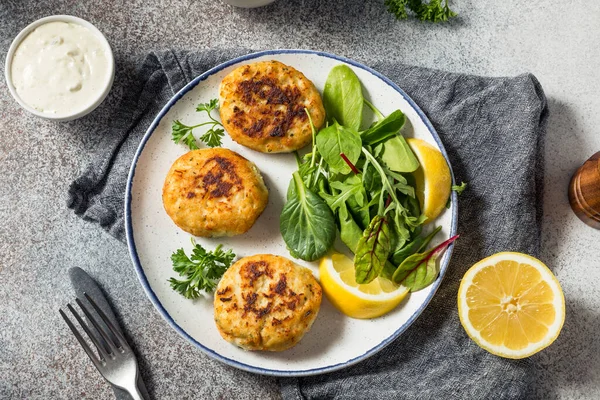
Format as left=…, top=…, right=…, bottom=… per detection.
left=340, top=152, right=361, bottom=175
left=392, top=235, right=459, bottom=291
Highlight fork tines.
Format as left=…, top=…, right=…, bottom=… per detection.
left=60, top=293, right=128, bottom=367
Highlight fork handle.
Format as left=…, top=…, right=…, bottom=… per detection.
left=126, top=386, right=146, bottom=400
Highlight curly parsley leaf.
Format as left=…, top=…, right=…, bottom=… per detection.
left=168, top=240, right=235, bottom=299
left=171, top=98, right=225, bottom=149
left=385, top=0, right=456, bottom=23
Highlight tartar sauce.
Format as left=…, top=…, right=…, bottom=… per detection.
left=10, top=21, right=110, bottom=116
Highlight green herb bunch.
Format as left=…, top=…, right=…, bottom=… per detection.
left=385, top=0, right=456, bottom=23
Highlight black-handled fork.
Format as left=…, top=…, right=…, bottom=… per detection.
left=60, top=293, right=148, bottom=400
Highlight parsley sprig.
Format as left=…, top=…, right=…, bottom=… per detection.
left=171, top=99, right=225, bottom=149
left=168, top=240, right=236, bottom=299
left=385, top=0, right=456, bottom=23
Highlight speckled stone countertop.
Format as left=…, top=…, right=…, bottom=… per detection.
left=1, top=1, right=599, bottom=399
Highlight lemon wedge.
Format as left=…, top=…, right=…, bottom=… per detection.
left=458, top=252, right=565, bottom=359
left=406, top=138, right=451, bottom=223
left=319, top=253, right=409, bottom=319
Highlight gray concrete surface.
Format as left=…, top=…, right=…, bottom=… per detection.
left=1, top=1, right=599, bottom=399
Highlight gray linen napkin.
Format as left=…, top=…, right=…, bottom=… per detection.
left=67, top=50, right=548, bottom=399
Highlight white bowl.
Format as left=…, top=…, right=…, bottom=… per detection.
left=4, top=15, right=115, bottom=122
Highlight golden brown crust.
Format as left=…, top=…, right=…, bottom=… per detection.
left=219, top=60, right=325, bottom=153
left=214, top=254, right=322, bottom=351
left=162, top=148, right=268, bottom=237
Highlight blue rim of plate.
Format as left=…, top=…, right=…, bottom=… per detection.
left=125, top=49, right=458, bottom=377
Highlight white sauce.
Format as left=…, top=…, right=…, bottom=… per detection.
left=10, top=21, right=110, bottom=116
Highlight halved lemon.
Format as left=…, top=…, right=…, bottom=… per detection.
left=458, top=252, right=565, bottom=359
left=319, top=253, right=409, bottom=319
left=406, top=138, right=451, bottom=223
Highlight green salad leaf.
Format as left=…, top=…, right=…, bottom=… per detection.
left=393, top=234, right=459, bottom=290
left=380, top=135, right=420, bottom=173
left=452, top=181, right=468, bottom=194
left=316, top=121, right=362, bottom=175
left=361, top=109, right=406, bottom=146
left=280, top=171, right=336, bottom=261
left=323, top=65, right=364, bottom=131
left=354, top=215, right=392, bottom=284
left=391, top=225, right=441, bottom=265
left=338, top=202, right=364, bottom=253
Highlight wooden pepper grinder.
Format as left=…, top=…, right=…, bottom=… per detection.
left=569, top=151, right=600, bottom=229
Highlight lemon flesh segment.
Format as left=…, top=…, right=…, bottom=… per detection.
left=458, top=252, right=565, bottom=359
left=406, top=138, right=451, bottom=223
left=319, top=253, right=409, bottom=319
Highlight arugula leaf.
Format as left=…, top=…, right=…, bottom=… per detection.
left=452, top=181, right=467, bottom=194
left=393, top=234, right=459, bottom=290
left=385, top=0, right=457, bottom=23
left=280, top=171, right=336, bottom=261
left=354, top=215, right=392, bottom=284
left=316, top=121, right=362, bottom=175
left=323, top=65, right=364, bottom=131
left=321, top=175, right=366, bottom=212
left=171, top=98, right=225, bottom=149
left=168, top=240, right=235, bottom=299
left=362, top=160, right=382, bottom=193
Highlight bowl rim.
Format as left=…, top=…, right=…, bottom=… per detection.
left=4, top=15, right=115, bottom=122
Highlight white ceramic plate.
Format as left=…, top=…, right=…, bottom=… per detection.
left=125, top=50, right=458, bottom=376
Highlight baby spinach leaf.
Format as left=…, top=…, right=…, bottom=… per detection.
left=323, top=65, right=364, bottom=131
left=381, top=135, right=420, bottom=173
left=338, top=202, right=364, bottom=253
left=361, top=110, right=406, bottom=146
left=393, top=235, right=459, bottom=291
left=354, top=215, right=392, bottom=284
left=316, top=121, right=362, bottom=175
left=280, top=172, right=336, bottom=261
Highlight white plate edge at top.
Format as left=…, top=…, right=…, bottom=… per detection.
left=124, top=49, right=458, bottom=377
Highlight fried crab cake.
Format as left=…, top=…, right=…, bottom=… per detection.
left=214, top=254, right=322, bottom=351
left=219, top=60, right=326, bottom=153
left=162, top=148, right=268, bottom=237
